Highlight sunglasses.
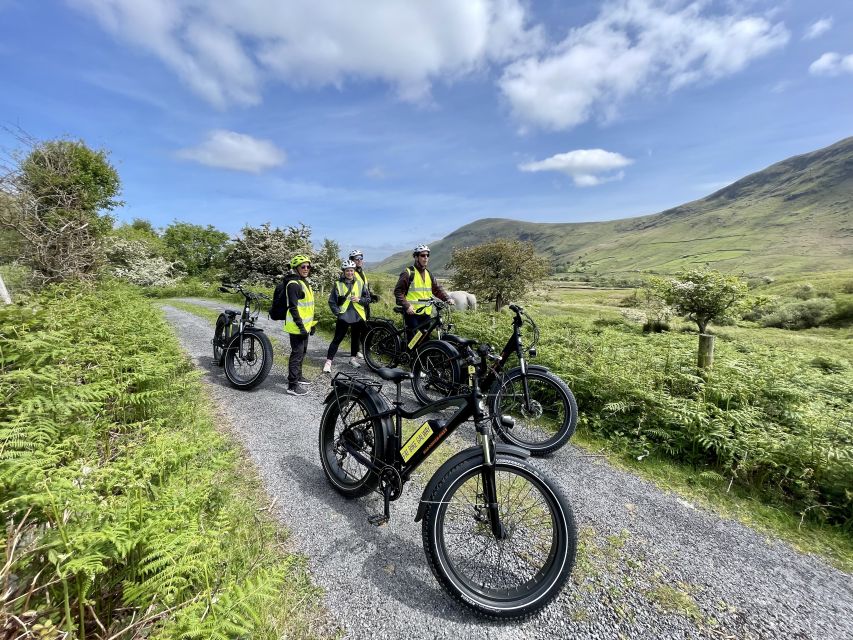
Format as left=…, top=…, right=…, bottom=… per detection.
left=297, top=263, right=311, bottom=269
left=417, top=252, right=430, bottom=257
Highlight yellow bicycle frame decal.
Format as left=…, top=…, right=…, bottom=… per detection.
left=400, top=421, right=434, bottom=462
left=407, top=330, right=424, bottom=349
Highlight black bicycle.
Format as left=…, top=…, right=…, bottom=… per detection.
left=411, top=304, right=577, bottom=456
left=318, top=342, right=577, bottom=620
left=212, top=283, right=274, bottom=390
left=362, top=298, right=458, bottom=374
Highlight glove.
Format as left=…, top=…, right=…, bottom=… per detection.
left=309, top=326, right=316, bottom=336
left=299, top=325, right=308, bottom=335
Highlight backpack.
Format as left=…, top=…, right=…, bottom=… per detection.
left=269, top=278, right=288, bottom=321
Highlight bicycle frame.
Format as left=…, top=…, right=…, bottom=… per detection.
left=219, top=284, right=268, bottom=359
left=327, top=346, right=516, bottom=534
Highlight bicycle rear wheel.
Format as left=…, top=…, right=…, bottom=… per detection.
left=489, top=369, right=577, bottom=456
left=319, top=394, right=385, bottom=497
left=224, top=330, right=273, bottom=390
left=213, top=314, right=231, bottom=366
left=363, top=324, right=401, bottom=371
left=422, top=456, right=576, bottom=620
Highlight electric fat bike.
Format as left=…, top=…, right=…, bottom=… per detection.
left=411, top=304, right=577, bottom=456
left=362, top=298, right=458, bottom=375
left=212, top=283, right=274, bottom=390
left=318, top=342, right=577, bottom=620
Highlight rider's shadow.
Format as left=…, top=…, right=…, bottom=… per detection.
left=279, top=455, right=508, bottom=625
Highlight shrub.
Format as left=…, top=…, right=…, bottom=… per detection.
left=760, top=298, right=836, bottom=329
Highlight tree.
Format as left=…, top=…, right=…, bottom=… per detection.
left=650, top=269, right=748, bottom=334
left=312, top=237, right=342, bottom=294
left=162, top=221, right=230, bottom=276
left=226, top=222, right=313, bottom=286
left=104, top=236, right=183, bottom=287
left=651, top=269, right=748, bottom=369
left=447, top=239, right=550, bottom=311
left=0, top=135, right=122, bottom=283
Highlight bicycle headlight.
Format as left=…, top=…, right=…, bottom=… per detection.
left=477, top=399, right=487, bottom=413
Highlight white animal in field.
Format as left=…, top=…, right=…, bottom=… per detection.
left=447, top=290, right=477, bottom=311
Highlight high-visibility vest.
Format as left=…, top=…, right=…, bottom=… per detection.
left=406, top=266, right=432, bottom=315
left=354, top=268, right=369, bottom=290
left=284, top=279, right=317, bottom=334
left=336, top=278, right=366, bottom=321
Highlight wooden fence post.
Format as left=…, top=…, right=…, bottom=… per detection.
left=698, top=333, right=715, bottom=369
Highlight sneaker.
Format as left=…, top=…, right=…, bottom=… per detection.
left=323, top=360, right=332, bottom=374
left=355, top=351, right=364, bottom=359
left=296, top=376, right=311, bottom=386
left=349, top=357, right=361, bottom=368
left=286, top=384, right=308, bottom=396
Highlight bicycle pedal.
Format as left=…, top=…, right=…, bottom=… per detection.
left=367, top=514, right=389, bottom=527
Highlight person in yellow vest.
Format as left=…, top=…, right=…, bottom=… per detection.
left=323, top=260, right=371, bottom=373
left=393, top=244, right=454, bottom=343
left=283, top=254, right=317, bottom=395
left=348, top=248, right=379, bottom=355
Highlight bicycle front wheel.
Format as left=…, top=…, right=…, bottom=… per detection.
left=363, top=324, right=401, bottom=371
left=422, top=456, right=576, bottom=620
left=489, top=369, right=578, bottom=456
left=224, top=331, right=274, bottom=390
left=411, top=341, right=461, bottom=405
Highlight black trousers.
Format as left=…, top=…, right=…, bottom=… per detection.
left=327, top=318, right=364, bottom=359
left=288, top=333, right=309, bottom=385
left=404, top=313, right=431, bottom=343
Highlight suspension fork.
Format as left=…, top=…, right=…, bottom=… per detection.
left=474, top=377, right=507, bottom=540
left=513, top=322, right=535, bottom=413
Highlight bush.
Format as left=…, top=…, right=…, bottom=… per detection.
left=760, top=298, right=836, bottom=329
left=793, top=283, right=816, bottom=300
left=830, top=294, right=853, bottom=325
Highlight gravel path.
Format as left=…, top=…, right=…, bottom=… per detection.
left=162, top=299, right=852, bottom=640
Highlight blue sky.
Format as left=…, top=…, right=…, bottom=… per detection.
left=1, top=0, right=850, bottom=260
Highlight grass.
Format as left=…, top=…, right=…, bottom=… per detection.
left=572, top=429, right=853, bottom=572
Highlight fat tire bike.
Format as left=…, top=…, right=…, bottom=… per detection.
left=411, top=304, right=577, bottom=456
left=318, top=342, right=577, bottom=620
left=212, top=283, right=274, bottom=390
left=362, top=297, right=458, bottom=375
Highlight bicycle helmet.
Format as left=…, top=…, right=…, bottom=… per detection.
left=412, top=244, right=430, bottom=256
left=348, top=249, right=364, bottom=259
left=290, top=254, right=312, bottom=269
left=340, top=259, right=357, bottom=270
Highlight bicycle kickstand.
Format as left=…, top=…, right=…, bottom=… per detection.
left=368, top=482, right=391, bottom=527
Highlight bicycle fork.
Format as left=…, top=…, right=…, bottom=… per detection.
left=477, top=423, right=507, bottom=540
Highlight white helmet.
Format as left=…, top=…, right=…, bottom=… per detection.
left=348, top=249, right=364, bottom=259
left=412, top=244, right=430, bottom=256
left=340, top=260, right=357, bottom=270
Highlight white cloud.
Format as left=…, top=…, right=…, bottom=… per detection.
left=177, top=130, right=286, bottom=173
left=809, top=52, right=853, bottom=76
left=518, top=149, right=633, bottom=187
left=365, top=166, right=387, bottom=180
left=500, top=0, right=789, bottom=130
left=69, top=0, right=542, bottom=107
left=803, top=17, right=832, bottom=40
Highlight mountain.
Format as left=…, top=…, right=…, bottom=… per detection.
left=373, top=137, right=853, bottom=278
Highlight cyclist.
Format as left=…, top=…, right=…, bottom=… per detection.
left=283, top=254, right=317, bottom=396
left=393, top=244, right=454, bottom=342
left=324, top=260, right=371, bottom=373
left=348, top=248, right=379, bottom=354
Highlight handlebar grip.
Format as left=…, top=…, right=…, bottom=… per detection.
left=509, top=304, right=522, bottom=313
left=218, top=286, right=231, bottom=293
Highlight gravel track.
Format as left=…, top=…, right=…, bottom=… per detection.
left=162, top=299, right=852, bottom=640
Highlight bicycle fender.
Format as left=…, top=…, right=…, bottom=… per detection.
left=414, top=444, right=530, bottom=522
left=505, top=364, right=550, bottom=376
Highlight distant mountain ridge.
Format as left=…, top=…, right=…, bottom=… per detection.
left=373, top=137, right=853, bottom=278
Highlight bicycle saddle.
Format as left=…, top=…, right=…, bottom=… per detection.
left=375, top=367, right=413, bottom=383
left=444, top=333, right=477, bottom=347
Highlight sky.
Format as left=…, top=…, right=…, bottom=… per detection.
left=1, top=0, right=851, bottom=260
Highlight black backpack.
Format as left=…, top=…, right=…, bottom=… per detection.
left=269, top=278, right=288, bottom=321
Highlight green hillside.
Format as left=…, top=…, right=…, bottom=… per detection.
left=374, top=137, right=853, bottom=278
